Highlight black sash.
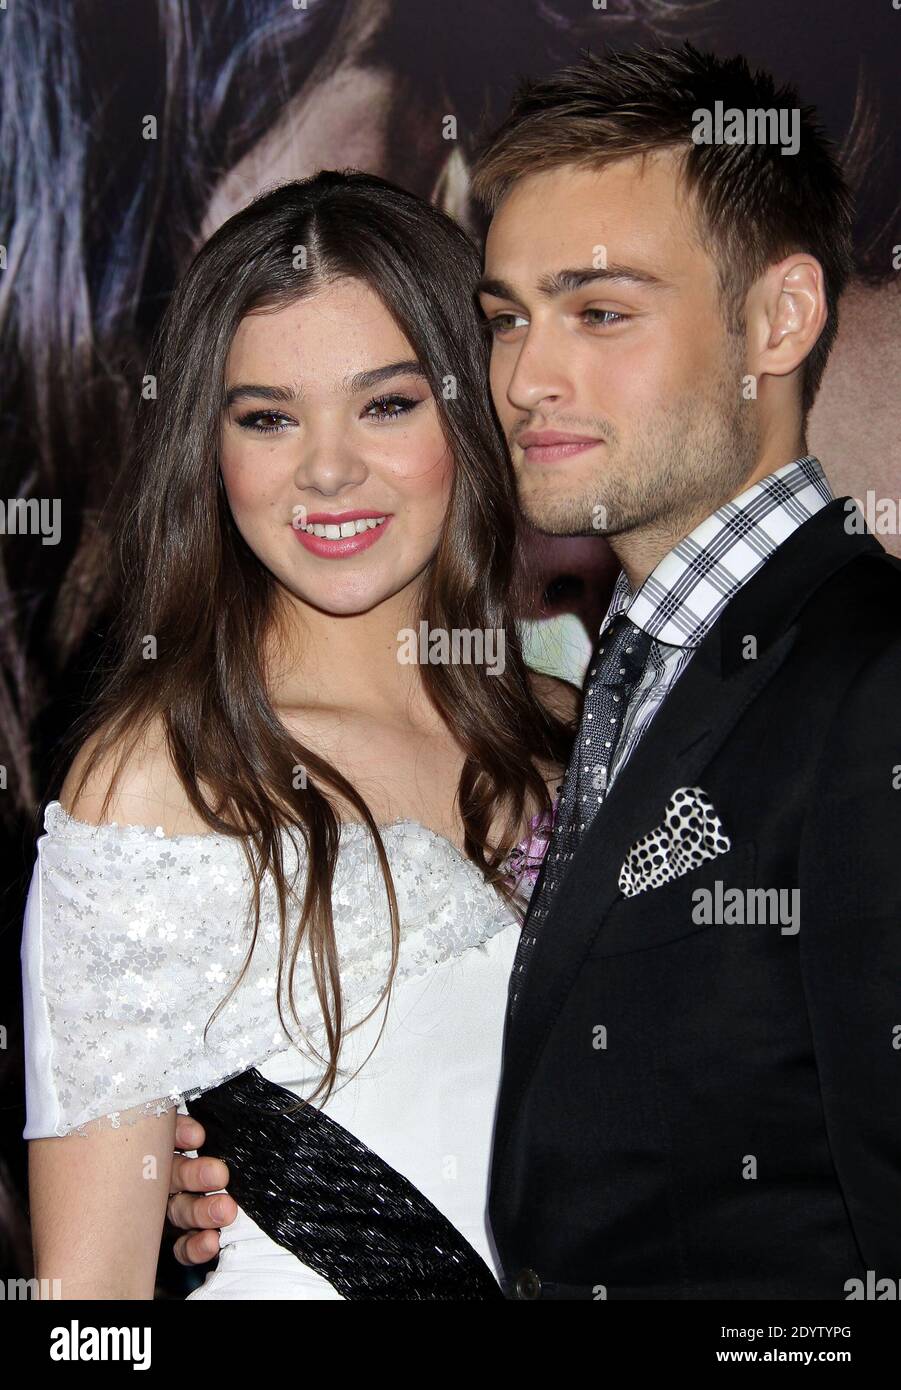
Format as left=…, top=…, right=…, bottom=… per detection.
left=187, top=1067, right=504, bottom=1300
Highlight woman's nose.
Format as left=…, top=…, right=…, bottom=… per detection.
left=292, top=429, right=369, bottom=497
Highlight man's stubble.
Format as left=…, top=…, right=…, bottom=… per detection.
left=514, top=332, right=761, bottom=552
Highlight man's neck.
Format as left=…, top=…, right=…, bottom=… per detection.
left=611, top=440, right=808, bottom=591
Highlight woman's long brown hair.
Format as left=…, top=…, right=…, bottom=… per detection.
left=57, top=172, right=573, bottom=1103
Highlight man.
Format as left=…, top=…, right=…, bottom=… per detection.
left=168, top=45, right=901, bottom=1298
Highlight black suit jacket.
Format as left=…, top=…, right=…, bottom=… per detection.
left=489, top=498, right=901, bottom=1299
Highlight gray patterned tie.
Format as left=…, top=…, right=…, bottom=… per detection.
left=507, top=613, right=653, bottom=1019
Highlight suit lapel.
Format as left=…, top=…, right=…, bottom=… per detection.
left=492, top=499, right=883, bottom=1174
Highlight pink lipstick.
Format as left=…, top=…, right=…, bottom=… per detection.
left=292, top=510, right=392, bottom=559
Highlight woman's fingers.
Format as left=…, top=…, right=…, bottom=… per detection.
left=172, top=1227, right=224, bottom=1267
left=167, top=1186, right=237, bottom=1230
left=169, top=1152, right=229, bottom=1197
left=174, top=1113, right=206, bottom=1151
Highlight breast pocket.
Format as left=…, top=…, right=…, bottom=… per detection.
left=589, top=840, right=758, bottom=957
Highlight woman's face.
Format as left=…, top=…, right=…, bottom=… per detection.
left=219, top=277, right=454, bottom=617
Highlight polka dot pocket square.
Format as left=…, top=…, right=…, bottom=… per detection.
left=618, top=786, right=732, bottom=898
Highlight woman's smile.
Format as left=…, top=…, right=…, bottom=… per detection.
left=291, top=510, right=393, bottom=559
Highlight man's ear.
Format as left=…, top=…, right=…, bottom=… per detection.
left=746, top=253, right=828, bottom=386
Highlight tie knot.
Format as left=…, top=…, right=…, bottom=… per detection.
left=592, top=614, right=652, bottom=688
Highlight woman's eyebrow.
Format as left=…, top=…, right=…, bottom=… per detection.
left=224, top=382, right=297, bottom=408
left=343, top=360, right=425, bottom=394
left=223, top=360, right=425, bottom=410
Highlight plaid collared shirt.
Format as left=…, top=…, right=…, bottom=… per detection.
left=595, top=454, right=833, bottom=793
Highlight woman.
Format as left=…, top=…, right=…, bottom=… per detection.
left=21, top=171, right=574, bottom=1299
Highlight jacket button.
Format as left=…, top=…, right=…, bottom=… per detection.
left=514, top=1267, right=542, bottom=1299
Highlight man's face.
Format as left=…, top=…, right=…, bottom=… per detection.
left=479, top=153, right=760, bottom=545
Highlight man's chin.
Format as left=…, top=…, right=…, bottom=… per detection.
left=514, top=468, right=619, bottom=538
left=521, top=515, right=599, bottom=539
left=518, top=500, right=606, bottom=539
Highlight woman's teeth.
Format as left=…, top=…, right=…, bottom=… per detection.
left=299, top=516, right=387, bottom=539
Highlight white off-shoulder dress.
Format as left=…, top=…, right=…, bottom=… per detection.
left=21, top=800, right=545, bottom=1299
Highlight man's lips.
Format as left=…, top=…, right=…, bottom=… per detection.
left=517, top=431, right=604, bottom=463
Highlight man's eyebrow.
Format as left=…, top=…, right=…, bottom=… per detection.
left=476, top=265, right=666, bottom=301
left=223, top=360, right=425, bottom=410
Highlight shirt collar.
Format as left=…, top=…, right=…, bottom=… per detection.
left=600, top=455, right=833, bottom=649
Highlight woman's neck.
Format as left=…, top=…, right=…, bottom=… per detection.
left=264, top=580, right=433, bottom=722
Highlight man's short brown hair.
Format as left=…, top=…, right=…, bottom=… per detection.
left=471, top=45, right=854, bottom=416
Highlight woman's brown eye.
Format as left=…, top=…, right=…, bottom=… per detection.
left=236, top=410, right=289, bottom=434
left=365, top=394, right=418, bottom=422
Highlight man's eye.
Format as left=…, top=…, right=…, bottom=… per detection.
left=236, top=410, right=292, bottom=434
left=583, top=309, right=628, bottom=327
left=364, top=394, right=419, bottom=422
left=485, top=313, right=528, bottom=336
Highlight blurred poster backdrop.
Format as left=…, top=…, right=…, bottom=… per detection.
left=0, top=1, right=898, bottom=1281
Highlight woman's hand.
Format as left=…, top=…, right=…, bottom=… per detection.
left=167, top=1115, right=237, bottom=1266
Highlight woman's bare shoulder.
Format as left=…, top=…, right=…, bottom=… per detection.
left=58, top=714, right=210, bottom=836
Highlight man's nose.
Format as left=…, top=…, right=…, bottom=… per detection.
left=503, top=321, right=573, bottom=414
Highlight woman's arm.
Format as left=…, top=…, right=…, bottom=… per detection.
left=29, top=1107, right=177, bottom=1299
